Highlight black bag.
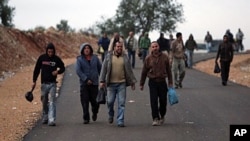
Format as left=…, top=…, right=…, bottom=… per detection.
left=138, top=48, right=143, bottom=57
left=96, top=87, right=106, bottom=104
left=214, top=62, right=221, bottom=73
left=25, top=85, right=35, bottom=102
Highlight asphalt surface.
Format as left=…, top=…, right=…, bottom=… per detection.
left=23, top=52, right=250, bottom=141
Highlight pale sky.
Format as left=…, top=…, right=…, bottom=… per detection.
left=9, top=0, right=250, bottom=49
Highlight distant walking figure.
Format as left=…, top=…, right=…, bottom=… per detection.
left=215, top=35, right=234, bottom=86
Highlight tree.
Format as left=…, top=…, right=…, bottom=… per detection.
left=96, top=0, right=184, bottom=37
left=0, top=0, right=15, bottom=27
left=56, top=20, right=70, bottom=32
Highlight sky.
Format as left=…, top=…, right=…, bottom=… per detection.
left=9, top=0, right=250, bottom=50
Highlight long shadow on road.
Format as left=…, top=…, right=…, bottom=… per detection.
left=23, top=53, right=250, bottom=141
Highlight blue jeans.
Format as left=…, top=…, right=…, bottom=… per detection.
left=41, top=83, right=57, bottom=123
left=186, top=50, right=194, bottom=68
left=107, top=83, right=126, bottom=125
left=141, top=49, right=148, bottom=62
left=206, top=42, right=211, bottom=53
left=128, top=50, right=136, bottom=68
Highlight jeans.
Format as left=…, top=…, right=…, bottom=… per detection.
left=41, top=83, right=57, bottom=123
left=172, top=58, right=186, bottom=87
left=186, top=50, right=194, bottom=68
left=107, top=83, right=126, bottom=125
left=148, top=79, right=168, bottom=120
left=128, top=50, right=136, bottom=68
left=141, top=49, right=148, bottom=62
left=220, top=61, right=231, bottom=83
left=206, top=42, right=212, bottom=53
left=101, top=50, right=108, bottom=62
left=80, top=85, right=99, bottom=121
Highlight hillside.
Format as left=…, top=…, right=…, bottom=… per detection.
left=0, top=25, right=98, bottom=79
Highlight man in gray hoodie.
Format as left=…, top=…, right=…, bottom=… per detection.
left=76, top=43, right=102, bottom=124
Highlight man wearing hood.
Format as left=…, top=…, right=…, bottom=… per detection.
left=76, top=43, right=102, bottom=124
left=32, top=42, right=65, bottom=126
left=140, top=41, right=173, bottom=126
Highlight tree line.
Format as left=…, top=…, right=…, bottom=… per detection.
left=0, top=0, right=184, bottom=36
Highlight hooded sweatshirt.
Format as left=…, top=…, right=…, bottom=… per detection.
left=76, top=43, right=102, bottom=86
left=33, top=43, right=65, bottom=83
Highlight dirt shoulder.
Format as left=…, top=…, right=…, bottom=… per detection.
left=0, top=58, right=75, bottom=141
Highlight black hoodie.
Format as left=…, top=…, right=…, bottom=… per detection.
left=33, top=43, right=65, bottom=83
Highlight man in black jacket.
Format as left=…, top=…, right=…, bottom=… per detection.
left=32, top=43, right=65, bottom=126
left=215, top=35, right=234, bottom=86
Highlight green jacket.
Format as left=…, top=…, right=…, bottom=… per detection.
left=139, top=37, right=151, bottom=49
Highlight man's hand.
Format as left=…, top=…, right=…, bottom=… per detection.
left=87, top=80, right=93, bottom=85
left=52, top=70, right=58, bottom=76
left=32, top=82, right=36, bottom=89
left=100, top=82, right=106, bottom=88
left=131, top=84, right=135, bottom=90
left=140, top=85, right=144, bottom=91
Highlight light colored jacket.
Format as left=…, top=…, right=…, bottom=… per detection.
left=126, top=36, right=138, bottom=51
left=99, top=52, right=137, bottom=86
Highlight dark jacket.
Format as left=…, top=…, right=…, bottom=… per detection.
left=76, top=43, right=102, bottom=86
left=33, top=43, right=65, bottom=83
left=98, top=37, right=110, bottom=51
left=157, top=37, right=170, bottom=52
left=216, top=42, right=234, bottom=62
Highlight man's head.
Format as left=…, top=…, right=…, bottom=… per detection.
left=114, top=41, right=123, bottom=56
left=129, top=31, right=134, bottom=37
left=223, top=35, right=228, bottom=42
left=46, top=43, right=55, bottom=57
left=150, top=41, right=160, bottom=53
left=114, top=32, right=119, bottom=39
left=80, top=43, right=93, bottom=56
left=176, top=32, right=182, bottom=41
left=83, top=45, right=92, bottom=56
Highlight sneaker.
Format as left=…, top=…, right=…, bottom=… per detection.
left=118, top=124, right=125, bottom=127
left=108, top=117, right=113, bottom=124
left=83, top=120, right=89, bottom=124
left=179, top=82, right=182, bottom=88
left=48, top=121, right=56, bottom=126
left=42, top=119, right=48, bottom=124
left=159, top=117, right=165, bottom=125
left=92, top=114, right=97, bottom=121
left=152, top=119, right=159, bottom=126
left=222, top=81, right=227, bottom=86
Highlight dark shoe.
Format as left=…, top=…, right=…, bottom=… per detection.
left=48, top=122, right=56, bottom=126
left=108, top=117, right=113, bottom=124
left=179, top=82, right=182, bottom=88
left=42, top=119, right=48, bottom=124
left=83, top=120, right=89, bottom=124
left=174, top=82, right=179, bottom=89
left=118, top=124, right=125, bottom=127
left=222, top=81, right=227, bottom=86
left=92, top=114, right=97, bottom=121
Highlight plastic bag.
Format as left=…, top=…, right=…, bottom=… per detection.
left=96, top=87, right=106, bottom=104
left=97, top=46, right=104, bottom=54
left=168, top=87, right=178, bottom=106
left=214, top=62, right=221, bottom=73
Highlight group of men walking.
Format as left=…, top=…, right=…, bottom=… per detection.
left=30, top=29, right=234, bottom=127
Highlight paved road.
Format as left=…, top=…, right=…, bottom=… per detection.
left=23, top=53, right=250, bottom=141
